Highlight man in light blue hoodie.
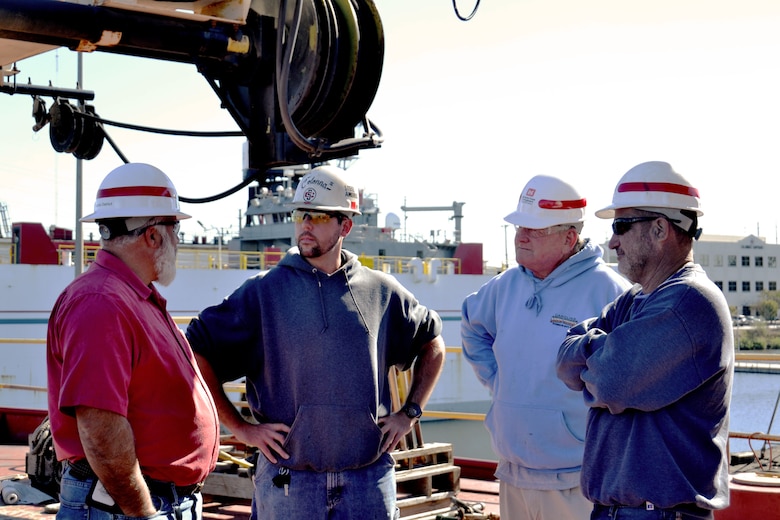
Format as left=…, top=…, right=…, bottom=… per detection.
left=461, top=175, right=630, bottom=520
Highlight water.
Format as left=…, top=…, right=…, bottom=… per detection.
left=421, top=371, right=780, bottom=460
left=729, top=371, right=780, bottom=453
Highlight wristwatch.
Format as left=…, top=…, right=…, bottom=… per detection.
left=401, top=402, right=423, bottom=420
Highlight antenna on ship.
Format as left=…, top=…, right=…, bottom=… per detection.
left=0, top=201, right=10, bottom=238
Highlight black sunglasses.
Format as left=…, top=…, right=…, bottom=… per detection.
left=611, top=217, right=658, bottom=235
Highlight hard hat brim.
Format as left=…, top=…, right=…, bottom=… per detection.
left=81, top=208, right=192, bottom=222
left=504, top=210, right=584, bottom=229
left=595, top=203, right=703, bottom=220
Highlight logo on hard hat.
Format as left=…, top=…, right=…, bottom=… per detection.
left=302, top=188, right=317, bottom=203
left=521, top=191, right=537, bottom=206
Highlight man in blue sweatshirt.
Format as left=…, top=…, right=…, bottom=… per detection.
left=557, top=161, right=734, bottom=519
left=461, top=174, right=630, bottom=520
left=187, top=165, right=445, bottom=520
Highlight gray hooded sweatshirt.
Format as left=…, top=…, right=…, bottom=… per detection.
left=187, top=248, right=442, bottom=472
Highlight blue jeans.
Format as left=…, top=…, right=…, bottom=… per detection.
left=57, top=466, right=203, bottom=520
left=591, top=504, right=714, bottom=520
left=251, top=453, right=399, bottom=520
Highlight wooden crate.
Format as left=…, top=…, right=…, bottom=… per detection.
left=202, top=470, right=254, bottom=500
left=393, top=442, right=455, bottom=470
left=393, top=442, right=461, bottom=519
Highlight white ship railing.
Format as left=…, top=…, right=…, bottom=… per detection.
left=0, top=244, right=468, bottom=275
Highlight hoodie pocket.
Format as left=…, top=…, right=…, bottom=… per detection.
left=282, top=404, right=384, bottom=472
left=486, top=400, right=585, bottom=470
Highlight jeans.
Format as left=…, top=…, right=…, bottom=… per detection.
left=591, top=504, right=714, bottom=520
left=56, top=466, right=203, bottom=520
left=251, top=452, right=399, bottom=520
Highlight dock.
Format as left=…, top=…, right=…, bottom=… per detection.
left=0, top=444, right=499, bottom=520
left=734, top=361, right=780, bottom=374
left=734, top=352, right=780, bottom=374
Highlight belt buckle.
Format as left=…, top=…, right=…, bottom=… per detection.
left=171, top=482, right=203, bottom=498
left=180, top=483, right=203, bottom=496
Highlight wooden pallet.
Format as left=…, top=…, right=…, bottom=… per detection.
left=393, top=442, right=460, bottom=519
left=202, top=470, right=254, bottom=500
left=389, top=366, right=463, bottom=518
left=393, top=442, right=455, bottom=470
left=203, top=443, right=461, bottom=503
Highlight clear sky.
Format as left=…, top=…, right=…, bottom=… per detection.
left=3, top=0, right=780, bottom=266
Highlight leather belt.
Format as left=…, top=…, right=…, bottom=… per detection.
left=65, top=459, right=203, bottom=500
left=66, top=459, right=96, bottom=480
left=146, top=479, right=204, bottom=499
left=592, top=503, right=712, bottom=520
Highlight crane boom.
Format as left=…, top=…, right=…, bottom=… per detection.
left=0, top=0, right=385, bottom=178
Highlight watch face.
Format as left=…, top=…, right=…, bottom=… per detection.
left=404, top=403, right=422, bottom=418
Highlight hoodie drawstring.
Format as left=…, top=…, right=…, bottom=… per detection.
left=311, top=268, right=329, bottom=334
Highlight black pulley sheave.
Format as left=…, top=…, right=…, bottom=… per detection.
left=49, top=99, right=80, bottom=154
left=73, top=105, right=105, bottom=161
left=48, top=99, right=105, bottom=159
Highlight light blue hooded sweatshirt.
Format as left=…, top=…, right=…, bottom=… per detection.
left=461, top=239, right=630, bottom=489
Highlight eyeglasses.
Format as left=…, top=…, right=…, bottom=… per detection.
left=514, top=225, right=569, bottom=239
left=611, top=217, right=657, bottom=235
left=134, top=220, right=180, bottom=236
left=291, top=209, right=342, bottom=224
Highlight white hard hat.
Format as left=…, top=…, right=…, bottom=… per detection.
left=288, top=165, right=362, bottom=216
left=504, top=175, right=586, bottom=229
left=595, top=161, right=702, bottom=219
left=81, top=163, right=191, bottom=225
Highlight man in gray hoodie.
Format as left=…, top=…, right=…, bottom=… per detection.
left=187, top=165, right=446, bottom=520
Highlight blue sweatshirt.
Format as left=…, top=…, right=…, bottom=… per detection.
left=186, top=248, right=441, bottom=472
left=556, top=263, right=733, bottom=512
left=461, top=240, right=630, bottom=489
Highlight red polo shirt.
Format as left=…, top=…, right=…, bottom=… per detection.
left=47, top=250, right=219, bottom=486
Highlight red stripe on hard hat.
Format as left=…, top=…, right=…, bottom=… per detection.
left=618, top=182, right=699, bottom=197
left=98, top=186, right=175, bottom=198
left=538, top=198, right=586, bottom=210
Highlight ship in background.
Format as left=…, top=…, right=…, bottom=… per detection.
left=236, top=166, right=484, bottom=274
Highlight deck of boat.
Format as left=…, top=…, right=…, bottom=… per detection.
left=0, top=444, right=499, bottom=519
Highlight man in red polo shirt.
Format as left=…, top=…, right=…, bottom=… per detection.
left=47, top=163, right=219, bottom=520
